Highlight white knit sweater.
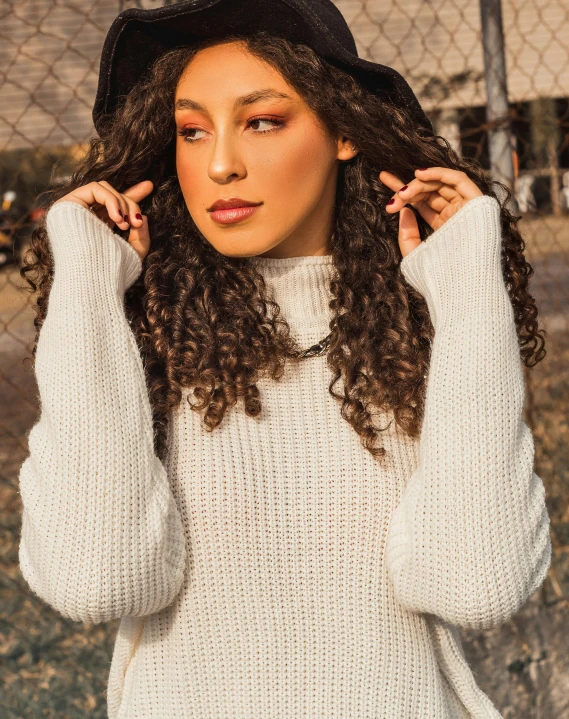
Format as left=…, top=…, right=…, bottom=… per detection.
left=18, top=195, right=551, bottom=718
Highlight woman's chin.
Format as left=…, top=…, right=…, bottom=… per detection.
left=205, top=235, right=287, bottom=260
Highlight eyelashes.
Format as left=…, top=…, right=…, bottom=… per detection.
left=177, top=116, right=285, bottom=143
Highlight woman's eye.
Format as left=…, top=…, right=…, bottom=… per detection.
left=177, top=117, right=283, bottom=143
left=177, top=127, right=205, bottom=143
left=248, top=117, right=283, bottom=133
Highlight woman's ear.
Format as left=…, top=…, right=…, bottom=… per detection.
left=336, top=136, right=359, bottom=162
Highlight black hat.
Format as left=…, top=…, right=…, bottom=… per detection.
left=93, top=0, right=433, bottom=135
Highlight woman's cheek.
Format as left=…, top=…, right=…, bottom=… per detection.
left=177, top=159, right=200, bottom=209
left=267, top=136, right=325, bottom=197
left=176, top=143, right=195, bottom=186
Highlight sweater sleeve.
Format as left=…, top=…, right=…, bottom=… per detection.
left=17, top=200, right=187, bottom=624
left=385, top=194, right=552, bottom=630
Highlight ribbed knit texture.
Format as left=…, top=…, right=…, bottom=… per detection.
left=18, top=196, right=551, bottom=718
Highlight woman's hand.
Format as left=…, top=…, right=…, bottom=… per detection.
left=54, top=180, right=154, bottom=262
left=378, top=167, right=484, bottom=259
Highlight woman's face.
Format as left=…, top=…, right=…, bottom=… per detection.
left=174, top=41, right=356, bottom=259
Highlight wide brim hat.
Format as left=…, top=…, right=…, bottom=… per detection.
left=93, top=0, right=433, bottom=136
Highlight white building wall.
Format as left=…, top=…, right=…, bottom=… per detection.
left=0, top=0, right=567, bottom=150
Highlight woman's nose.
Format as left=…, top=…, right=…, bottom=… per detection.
left=207, top=134, right=246, bottom=184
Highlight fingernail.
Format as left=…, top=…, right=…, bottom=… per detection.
left=417, top=167, right=428, bottom=171
left=135, top=213, right=142, bottom=220
left=123, top=214, right=129, bottom=223
left=398, top=185, right=408, bottom=193
left=387, top=198, right=395, bottom=205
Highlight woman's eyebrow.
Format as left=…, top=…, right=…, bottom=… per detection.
left=175, top=89, right=292, bottom=112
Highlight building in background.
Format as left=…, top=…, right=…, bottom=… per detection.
left=0, top=0, right=568, bottom=212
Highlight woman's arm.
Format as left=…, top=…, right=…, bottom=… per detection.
left=18, top=201, right=187, bottom=624
left=385, top=194, right=551, bottom=630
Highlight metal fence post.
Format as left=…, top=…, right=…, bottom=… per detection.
left=479, top=0, right=519, bottom=214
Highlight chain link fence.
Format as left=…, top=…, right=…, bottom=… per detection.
left=1, top=0, right=568, bottom=716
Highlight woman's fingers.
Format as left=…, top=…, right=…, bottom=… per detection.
left=97, top=181, right=131, bottom=230
left=380, top=172, right=453, bottom=212
left=379, top=170, right=449, bottom=216
left=91, top=204, right=114, bottom=229
left=60, top=182, right=125, bottom=227
left=97, top=180, right=154, bottom=230
left=408, top=199, right=440, bottom=228
left=380, top=167, right=481, bottom=200
left=386, top=184, right=452, bottom=213
left=53, top=181, right=154, bottom=259
left=414, top=167, right=483, bottom=200
left=127, top=214, right=151, bottom=262
left=122, top=181, right=154, bottom=227
left=379, top=167, right=486, bottom=245
left=398, top=207, right=422, bottom=259
left=102, top=180, right=154, bottom=229
left=379, top=167, right=483, bottom=213
left=379, top=170, right=429, bottom=193
left=378, top=169, right=441, bottom=242
left=79, top=181, right=128, bottom=228
left=379, top=167, right=484, bottom=235
left=121, top=195, right=145, bottom=229
left=396, top=180, right=457, bottom=205
left=378, top=170, right=408, bottom=195
left=378, top=170, right=439, bottom=196
left=123, top=180, right=154, bottom=204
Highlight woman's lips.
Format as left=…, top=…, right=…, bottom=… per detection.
left=209, top=205, right=261, bottom=224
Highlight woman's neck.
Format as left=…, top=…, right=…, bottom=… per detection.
left=249, top=254, right=336, bottom=346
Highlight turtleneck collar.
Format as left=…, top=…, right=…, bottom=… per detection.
left=248, top=254, right=336, bottom=346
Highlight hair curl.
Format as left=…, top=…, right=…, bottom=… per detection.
left=20, top=32, right=546, bottom=465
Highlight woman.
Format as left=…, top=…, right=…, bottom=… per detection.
left=18, top=1, right=551, bottom=717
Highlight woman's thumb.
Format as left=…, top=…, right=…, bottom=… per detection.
left=128, top=214, right=151, bottom=262
left=398, top=207, right=421, bottom=259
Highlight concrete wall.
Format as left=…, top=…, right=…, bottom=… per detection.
left=0, top=0, right=567, bottom=150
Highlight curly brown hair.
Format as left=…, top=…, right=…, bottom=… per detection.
left=20, top=32, right=546, bottom=465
